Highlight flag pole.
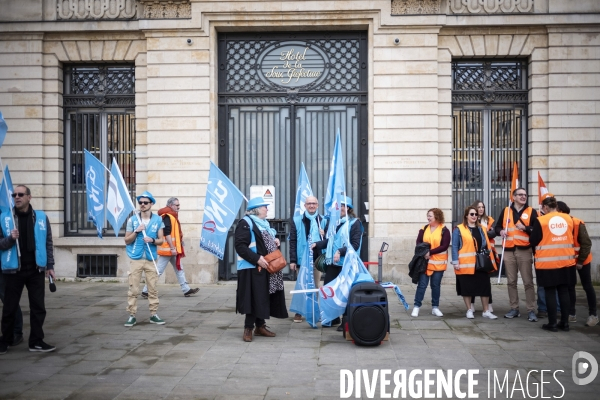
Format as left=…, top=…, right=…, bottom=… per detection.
left=0, top=157, right=20, bottom=257
left=109, top=157, right=160, bottom=275
left=497, top=196, right=511, bottom=284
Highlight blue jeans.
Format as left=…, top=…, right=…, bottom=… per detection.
left=143, top=255, right=190, bottom=294
left=0, top=273, right=23, bottom=336
left=414, top=271, right=444, bottom=308
left=537, top=286, right=561, bottom=313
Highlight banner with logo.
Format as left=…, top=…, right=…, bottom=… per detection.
left=0, top=165, right=14, bottom=211
left=0, top=111, right=7, bottom=148
left=323, top=131, right=347, bottom=264
left=289, top=236, right=320, bottom=328
left=200, top=161, right=245, bottom=260
left=106, top=159, right=135, bottom=236
left=319, top=247, right=373, bottom=326
left=84, top=150, right=106, bottom=238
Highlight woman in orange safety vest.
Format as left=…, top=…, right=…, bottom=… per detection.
left=451, top=206, right=498, bottom=320
left=470, top=200, right=499, bottom=314
left=411, top=208, right=450, bottom=318
left=530, top=196, right=576, bottom=332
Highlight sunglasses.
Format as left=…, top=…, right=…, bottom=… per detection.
left=138, top=201, right=151, bottom=205
left=11, top=192, right=26, bottom=198
left=468, top=213, right=478, bottom=216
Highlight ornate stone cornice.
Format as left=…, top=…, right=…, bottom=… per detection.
left=139, top=0, right=191, bottom=19
left=449, top=0, right=534, bottom=14
left=55, top=0, right=192, bottom=20
left=57, top=0, right=138, bottom=20
left=391, top=0, right=441, bottom=15
left=391, top=0, right=535, bottom=15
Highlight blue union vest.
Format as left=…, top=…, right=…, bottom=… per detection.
left=1, top=208, right=48, bottom=272
left=126, top=213, right=163, bottom=261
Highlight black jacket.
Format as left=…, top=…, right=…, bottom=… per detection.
left=313, top=218, right=362, bottom=258
left=408, top=242, right=431, bottom=284
left=0, top=206, right=55, bottom=273
left=289, top=214, right=328, bottom=264
left=234, top=217, right=268, bottom=266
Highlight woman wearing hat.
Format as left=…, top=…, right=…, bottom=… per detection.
left=313, top=196, right=363, bottom=329
left=235, top=197, right=288, bottom=342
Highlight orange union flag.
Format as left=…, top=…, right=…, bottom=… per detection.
left=509, top=162, right=519, bottom=203
left=538, top=171, right=549, bottom=205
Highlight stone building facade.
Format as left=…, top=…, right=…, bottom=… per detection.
left=0, top=0, right=599, bottom=284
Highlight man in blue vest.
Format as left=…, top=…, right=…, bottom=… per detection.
left=0, top=185, right=56, bottom=354
left=123, top=191, right=166, bottom=327
left=289, top=196, right=326, bottom=322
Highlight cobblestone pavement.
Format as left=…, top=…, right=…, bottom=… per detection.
left=0, top=281, right=598, bottom=399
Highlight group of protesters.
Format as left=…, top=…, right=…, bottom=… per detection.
left=0, top=185, right=596, bottom=349
left=412, top=188, right=598, bottom=333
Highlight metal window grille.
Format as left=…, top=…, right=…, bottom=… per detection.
left=63, top=65, right=136, bottom=236
left=451, top=60, right=527, bottom=226
left=77, top=254, right=118, bottom=277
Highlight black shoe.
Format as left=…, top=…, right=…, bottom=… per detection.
left=336, top=324, right=344, bottom=332
left=141, top=292, right=148, bottom=299
left=538, top=311, right=548, bottom=318
left=0, top=342, right=7, bottom=355
left=9, top=334, right=23, bottom=347
left=331, top=317, right=341, bottom=325
left=557, top=322, right=570, bottom=332
left=184, top=288, right=200, bottom=297
left=542, top=323, right=558, bottom=332
left=29, top=341, right=56, bottom=353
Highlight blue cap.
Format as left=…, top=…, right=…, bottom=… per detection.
left=342, top=196, right=353, bottom=209
left=136, top=191, right=156, bottom=205
left=247, top=197, right=269, bottom=211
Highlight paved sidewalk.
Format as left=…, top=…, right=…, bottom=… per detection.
left=0, top=281, right=598, bottom=399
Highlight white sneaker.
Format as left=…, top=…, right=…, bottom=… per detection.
left=470, top=303, right=475, bottom=313
left=432, top=308, right=444, bottom=317
left=466, top=310, right=474, bottom=319
left=411, top=307, right=420, bottom=317
left=482, top=310, right=498, bottom=319
left=488, top=304, right=493, bottom=313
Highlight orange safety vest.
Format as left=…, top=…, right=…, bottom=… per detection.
left=572, top=217, right=593, bottom=265
left=534, top=211, right=575, bottom=270
left=501, top=206, right=533, bottom=247
left=456, top=225, right=497, bottom=275
left=422, top=224, right=448, bottom=276
left=157, top=213, right=183, bottom=256
left=481, top=216, right=495, bottom=232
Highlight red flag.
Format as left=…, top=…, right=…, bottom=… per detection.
left=509, top=162, right=519, bottom=203
left=538, top=171, right=549, bottom=205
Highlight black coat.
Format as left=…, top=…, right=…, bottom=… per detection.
left=234, top=217, right=268, bottom=266
left=408, top=242, right=431, bottom=284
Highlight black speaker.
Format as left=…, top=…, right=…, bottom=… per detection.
left=346, top=282, right=389, bottom=346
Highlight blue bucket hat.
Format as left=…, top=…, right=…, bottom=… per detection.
left=136, top=191, right=156, bottom=205
left=247, top=197, right=269, bottom=211
left=342, top=196, right=353, bottom=210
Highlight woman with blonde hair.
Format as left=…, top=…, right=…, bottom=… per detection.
left=451, top=206, right=498, bottom=319
left=411, top=208, right=450, bottom=317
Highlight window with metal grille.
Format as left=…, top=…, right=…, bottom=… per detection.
left=63, top=65, right=136, bottom=236
left=451, top=60, right=528, bottom=227
left=77, top=254, right=118, bottom=277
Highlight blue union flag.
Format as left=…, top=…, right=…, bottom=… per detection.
left=200, top=161, right=245, bottom=260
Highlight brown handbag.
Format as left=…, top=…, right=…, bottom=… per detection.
left=264, top=249, right=287, bottom=274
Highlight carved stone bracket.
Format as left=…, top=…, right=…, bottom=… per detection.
left=448, top=0, right=534, bottom=14
left=56, top=0, right=138, bottom=20
left=391, top=0, right=441, bottom=14
left=140, top=0, right=191, bottom=19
